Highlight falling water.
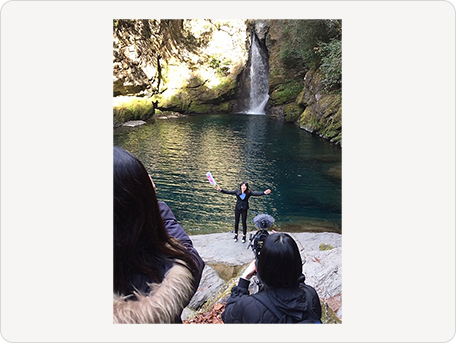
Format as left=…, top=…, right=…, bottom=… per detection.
left=247, top=33, right=269, bottom=114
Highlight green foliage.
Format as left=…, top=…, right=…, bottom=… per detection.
left=319, top=38, right=342, bottom=91
left=208, top=54, right=232, bottom=77
left=279, top=20, right=341, bottom=70
left=271, top=80, right=303, bottom=105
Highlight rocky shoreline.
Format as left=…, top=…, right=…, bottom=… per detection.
left=182, top=231, right=342, bottom=323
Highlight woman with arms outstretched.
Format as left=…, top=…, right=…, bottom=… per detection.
left=217, top=182, right=271, bottom=243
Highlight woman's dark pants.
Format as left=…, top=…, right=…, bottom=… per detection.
left=234, top=209, right=248, bottom=236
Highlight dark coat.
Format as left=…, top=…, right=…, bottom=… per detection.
left=158, top=200, right=205, bottom=284
left=220, top=189, right=265, bottom=211
left=222, top=276, right=322, bottom=324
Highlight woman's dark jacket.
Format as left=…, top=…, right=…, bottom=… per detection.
left=158, top=201, right=205, bottom=284
left=222, top=276, right=322, bottom=324
left=220, top=189, right=266, bottom=211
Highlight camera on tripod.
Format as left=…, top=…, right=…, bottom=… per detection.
left=248, top=214, right=275, bottom=259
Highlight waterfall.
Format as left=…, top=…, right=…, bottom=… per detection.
left=246, top=33, right=269, bottom=115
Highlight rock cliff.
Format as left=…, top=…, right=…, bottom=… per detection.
left=266, top=20, right=342, bottom=145
left=113, top=20, right=248, bottom=126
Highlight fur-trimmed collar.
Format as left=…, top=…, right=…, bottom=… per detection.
left=113, top=262, right=194, bottom=324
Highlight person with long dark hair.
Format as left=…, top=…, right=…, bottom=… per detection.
left=221, top=233, right=322, bottom=323
left=113, top=146, right=204, bottom=323
left=216, top=182, right=271, bottom=243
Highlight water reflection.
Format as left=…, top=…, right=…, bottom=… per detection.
left=114, top=114, right=341, bottom=235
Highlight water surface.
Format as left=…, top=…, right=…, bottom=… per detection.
left=114, top=114, right=341, bottom=235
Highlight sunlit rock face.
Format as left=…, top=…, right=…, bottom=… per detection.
left=113, top=20, right=249, bottom=114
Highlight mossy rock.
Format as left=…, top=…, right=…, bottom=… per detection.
left=212, top=101, right=231, bottom=113
left=270, top=80, right=303, bottom=105
left=160, top=92, right=191, bottom=112
left=296, top=89, right=306, bottom=106
left=319, top=243, right=334, bottom=251
left=298, top=91, right=341, bottom=144
left=113, top=97, right=155, bottom=127
left=283, top=103, right=303, bottom=122
left=212, top=76, right=237, bottom=95
left=187, top=103, right=213, bottom=114
left=317, top=94, right=342, bottom=141
left=319, top=93, right=341, bottom=119
left=299, top=106, right=321, bottom=132
left=321, top=300, right=342, bottom=324
left=327, top=165, right=342, bottom=181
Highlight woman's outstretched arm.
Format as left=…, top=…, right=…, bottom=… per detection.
left=250, top=189, right=272, bottom=196
left=216, top=185, right=236, bottom=194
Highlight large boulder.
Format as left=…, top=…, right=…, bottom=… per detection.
left=186, top=231, right=342, bottom=321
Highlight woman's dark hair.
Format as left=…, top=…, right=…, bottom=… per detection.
left=239, top=182, right=251, bottom=194
left=113, top=146, right=198, bottom=295
left=257, top=233, right=302, bottom=289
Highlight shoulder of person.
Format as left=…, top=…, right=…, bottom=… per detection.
left=158, top=201, right=175, bottom=218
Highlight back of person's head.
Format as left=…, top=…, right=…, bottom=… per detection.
left=113, top=146, right=197, bottom=295
left=114, top=147, right=169, bottom=292
left=114, top=146, right=162, bottom=235
left=257, top=233, right=302, bottom=289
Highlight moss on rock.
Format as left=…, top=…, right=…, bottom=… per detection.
left=319, top=243, right=334, bottom=251
left=299, top=106, right=321, bottom=132
left=113, top=97, right=155, bottom=127
left=212, top=101, right=231, bottom=113
left=270, top=80, right=303, bottom=105
left=188, top=103, right=213, bottom=114
left=298, top=90, right=341, bottom=144
left=283, top=103, right=303, bottom=122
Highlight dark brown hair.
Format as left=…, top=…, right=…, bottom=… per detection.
left=113, top=146, right=198, bottom=295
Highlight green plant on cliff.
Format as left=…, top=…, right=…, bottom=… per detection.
left=280, top=19, right=341, bottom=70
left=208, top=54, right=232, bottom=77
left=271, top=80, right=303, bottom=105
left=319, top=38, right=342, bottom=91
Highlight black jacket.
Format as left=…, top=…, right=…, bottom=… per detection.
left=220, top=189, right=265, bottom=211
left=222, top=276, right=322, bottom=324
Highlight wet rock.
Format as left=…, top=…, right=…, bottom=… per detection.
left=122, top=120, right=146, bottom=127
